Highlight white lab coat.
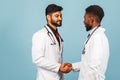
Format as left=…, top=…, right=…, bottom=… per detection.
left=32, top=25, right=63, bottom=80
left=72, top=27, right=109, bottom=80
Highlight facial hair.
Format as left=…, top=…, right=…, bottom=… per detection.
left=51, top=19, right=62, bottom=27
left=85, top=23, right=92, bottom=31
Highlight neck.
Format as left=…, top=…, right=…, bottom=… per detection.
left=47, top=22, right=57, bottom=30
left=92, top=23, right=100, bottom=29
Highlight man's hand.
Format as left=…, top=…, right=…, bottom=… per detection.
left=59, top=62, right=72, bottom=73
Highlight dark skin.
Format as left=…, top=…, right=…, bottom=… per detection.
left=84, top=12, right=100, bottom=31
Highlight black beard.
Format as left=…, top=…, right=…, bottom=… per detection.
left=85, top=24, right=92, bottom=31
left=51, top=20, right=62, bottom=27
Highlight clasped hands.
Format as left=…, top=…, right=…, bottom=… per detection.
left=59, top=62, right=72, bottom=73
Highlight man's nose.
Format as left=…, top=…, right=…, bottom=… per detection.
left=59, top=16, right=62, bottom=20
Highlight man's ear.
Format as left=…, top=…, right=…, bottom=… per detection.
left=90, top=16, right=94, bottom=23
left=46, top=15, right=51, bottom=21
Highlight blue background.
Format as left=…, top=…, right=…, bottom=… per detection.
left=0, top=0, right=120, bottom=80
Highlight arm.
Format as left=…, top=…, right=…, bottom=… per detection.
left=72, top=62, right=81, bottom=72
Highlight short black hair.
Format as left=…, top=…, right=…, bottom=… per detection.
left=85, top=5, right=104, bottom=22
left=45, top=4, right=63, bottom=16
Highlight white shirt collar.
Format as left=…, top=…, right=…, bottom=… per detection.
left=89, top=26, right=98, bottom=35
left=89, top=25, right=105, bottom=35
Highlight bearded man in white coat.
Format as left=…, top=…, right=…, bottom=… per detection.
left=72, top=5, right=110, bottom=80
left=32, top=4, right=72, bottom=80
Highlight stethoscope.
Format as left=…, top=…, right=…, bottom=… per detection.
left=45, top=26, right=56, bottom=45
left=82, top=25, right=100, bottom=54
left=45, top=26, right=63, bottom=45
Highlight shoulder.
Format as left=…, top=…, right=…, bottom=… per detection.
left=32, top=27, right=47, bottom=40
left=94, top=27, right=105, bottom=36
left=96, top=27, right=105, bottom=33
left=92, top=27, right=107, bottom=41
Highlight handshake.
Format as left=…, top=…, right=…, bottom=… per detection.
left=59, top=62, right=72, bottom=73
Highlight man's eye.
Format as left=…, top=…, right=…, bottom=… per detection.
left=55, top=15, right=59, bottom=17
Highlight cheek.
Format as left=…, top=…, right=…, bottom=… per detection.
left=53, top=16, right=58, bottom=21
left=84, top=20, right=86, bottom=25
left=85, top=18, right=91, bottom=24
left=84, top=18, right=88, bottom=24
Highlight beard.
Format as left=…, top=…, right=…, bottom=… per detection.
left=84, top=23, right=92, bottom=31
left=51, top=19, right=62, bottom=27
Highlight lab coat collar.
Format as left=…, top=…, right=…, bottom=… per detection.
left=89, top=26, right=105, bottom=35
left=89, top=26, right=98, bottom=35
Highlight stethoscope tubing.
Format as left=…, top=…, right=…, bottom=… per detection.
left=45, top=26, right=56, bottom=45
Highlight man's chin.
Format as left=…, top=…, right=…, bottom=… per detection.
left=53, top=24, right=62, bottom=27
left=85, top=26, right=91, bottom=31
left=58, top=24, right=62, bottom=27
left=57, top=23, right=62, bottom=27
left=86, top=28, right=90, bottom=31
left=52, top=22, right=62, bottom=27
left=57, top=22, right=62, bottom=26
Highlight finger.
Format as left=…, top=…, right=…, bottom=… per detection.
left=67, top=63, right=72, bottom=67
left=64, top=66, right=72, bottom=72
left=60, top=64, right=65, bottom=68
left=60, top=63, right=72, bottom=73
left=62, top=63, right=69, bottom=68
left=64, top=62, right=72, bottom=67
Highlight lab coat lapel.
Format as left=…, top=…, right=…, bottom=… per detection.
left=59, top=36, right=63, bottom=53
left=45, top=25, right=61, bottom=51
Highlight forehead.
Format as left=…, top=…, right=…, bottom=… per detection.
left=84, top=12, right=91, bottom=17
left=52, top=11, right=62, bottom=15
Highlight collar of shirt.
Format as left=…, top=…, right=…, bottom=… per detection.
left=47, top=24, right=58, bottom=35
left=47, top=24, right=64, bottom=42
left=89, top=25, right=100, bottom=35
